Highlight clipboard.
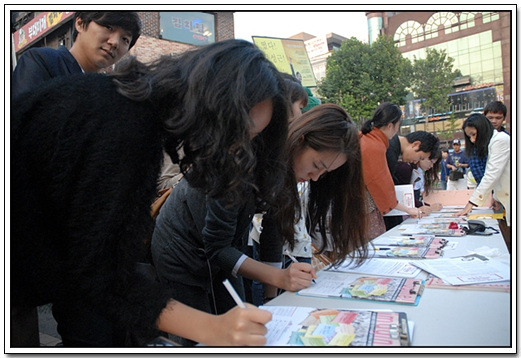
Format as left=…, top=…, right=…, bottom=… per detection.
left=260, top=306, right=411, bottom=346
left=368, top=246, right=443, bottom=259
left=298, top=274, right=425, bottom=305
left=371, top=235, right=447, bottom=248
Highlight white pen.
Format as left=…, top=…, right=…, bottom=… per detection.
left=284, top=250, right=316, bottom=283
left=222, top=279, right=246, bottom=308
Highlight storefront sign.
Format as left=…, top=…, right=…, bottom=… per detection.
left=253, top=36, right=317, bottom=87
left=160, top=12, right=215, bottom=46
left=13, top=12, right=74, bottom=53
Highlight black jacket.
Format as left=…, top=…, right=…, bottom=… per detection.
left=11, top=74, right=173, bottom=343
left=151, top=178, right=255, bottom=289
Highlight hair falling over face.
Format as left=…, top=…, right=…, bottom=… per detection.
left=111, top=39, right=291, bottom=207
left=284, top=103, right=369, bottom=267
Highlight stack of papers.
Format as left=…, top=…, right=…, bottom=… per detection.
left=327, top=258, right=421, bottom=278
left=409, top=254, right=510, bottom=285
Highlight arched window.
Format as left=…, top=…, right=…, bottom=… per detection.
left=425, top=12, right=459, bottom=39
left=394, top=20, right=423, bottom=47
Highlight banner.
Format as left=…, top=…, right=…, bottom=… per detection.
left=253, top=36, right=317, bottom=87
left=14, top=12, right=75, bottom=53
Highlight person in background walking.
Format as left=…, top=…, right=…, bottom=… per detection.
left=446, top=139, right=469, bottom=190
left=440, top=149, right=450, bottom=190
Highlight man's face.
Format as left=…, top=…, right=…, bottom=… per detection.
left=74, top=17, right=133, bottom=71
left=453, top=143, right=461, bottom=152
left=402, top=141, right=430, bottom=165
left=486, top=111, right=505, bottom=131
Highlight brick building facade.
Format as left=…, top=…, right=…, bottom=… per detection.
left=366, top=11, right=512, bottom=135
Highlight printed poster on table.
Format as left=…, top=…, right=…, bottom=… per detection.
left=252, top=36, right=317, bottom=87
left=259, top=306, right=410, bottom=346
left=298, top=273, right=424, bottom=305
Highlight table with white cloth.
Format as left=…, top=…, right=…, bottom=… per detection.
left=267, top=215, right=512, bottom=349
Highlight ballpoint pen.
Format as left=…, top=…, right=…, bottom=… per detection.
left=223, top=279, right=246, bottom=308
left=284, top=249, right=316, bottom=283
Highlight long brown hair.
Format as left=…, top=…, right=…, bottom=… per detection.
left=284, top=103, right=369, bottom=266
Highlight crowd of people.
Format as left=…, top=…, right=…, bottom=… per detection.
left=11, top=12, right=511, bottom=348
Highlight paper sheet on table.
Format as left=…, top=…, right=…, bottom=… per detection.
left=409, top=254, right=510, bottom=285
left=327, top=258, right=421, bottom=278
left=384, top=184, right=414, bottom=216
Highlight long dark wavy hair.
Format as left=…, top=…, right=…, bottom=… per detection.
left=423, top=146, right=441, bottom=195
left=110, top=39, right=290, bottom=206
left=284, top=104, right=369, bottom=266
left=462, top=113, right=495, bottom=159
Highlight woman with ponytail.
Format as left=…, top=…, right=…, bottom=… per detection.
left=359, top=102, right=421, bottom=239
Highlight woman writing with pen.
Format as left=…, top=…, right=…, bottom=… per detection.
left=151, top=84, right=316, bottom=345
left=250, top=104, right=369, bottom=305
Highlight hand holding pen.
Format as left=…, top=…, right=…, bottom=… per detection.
left=284, top=250, right=317, bottom=286
left=221, top=279, right=272, bottom=345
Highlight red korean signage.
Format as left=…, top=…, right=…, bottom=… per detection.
left=13, top=12, right=75, bottom=53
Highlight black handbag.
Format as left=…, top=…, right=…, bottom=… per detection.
left=449, top=169, right=464, bottom=181
left=463, top=220, right=500, bottom=236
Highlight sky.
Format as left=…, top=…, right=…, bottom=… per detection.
left=234, top=11, right=369, bottom=43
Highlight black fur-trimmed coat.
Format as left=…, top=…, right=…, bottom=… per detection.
left=11, top=73, right=174, bottom=344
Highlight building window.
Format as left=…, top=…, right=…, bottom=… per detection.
left=368, top=16, right=383, bottom=45
left=425, top=12, right=459, bottom=40
left=459, top=12, right=476, bottom=30
left=402, top=30, right=502, bottom=87
left=394, top=20, right=423, bottom=47
left=481, top=12, right=500, bottom=23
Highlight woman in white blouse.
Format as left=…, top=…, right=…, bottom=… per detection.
left=456, top=113, right=511, bottom=227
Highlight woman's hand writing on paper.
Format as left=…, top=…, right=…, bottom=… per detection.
left=282, top=262, right=316, bottom=291
left=213, top=304, right=272, bottom=346
left=157, top=299, right=271, bottom=346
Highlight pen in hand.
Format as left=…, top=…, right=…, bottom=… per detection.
left=284, top=249, right=316, bottom=284
left=223, top=279, right=246, bottom=308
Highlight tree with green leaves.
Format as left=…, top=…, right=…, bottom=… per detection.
left=439, top=112, right=461, bottom=140
left=318, top=35, right=411, bottom=123
left=409, top=48, right=462, bottom=117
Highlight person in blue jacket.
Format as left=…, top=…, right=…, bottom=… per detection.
left=11, top=12, right=141, bottom=99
